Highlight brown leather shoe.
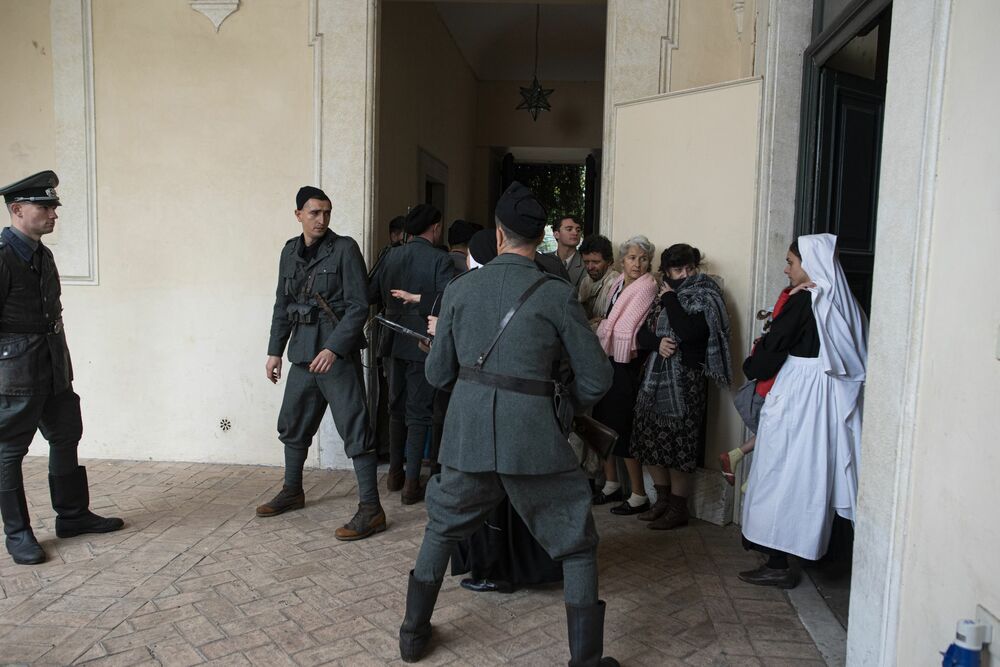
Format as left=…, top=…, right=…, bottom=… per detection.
left=255, top=486, right=305, bottom=517
left=386, top=467, right=405, bottom=492
left=638, top=485, right=671, bottom=521
left=401, top=478, right=425, bottom=505
left=335, top=503, right=387, bottom=541
left=647, top=494, right=689, bottom=530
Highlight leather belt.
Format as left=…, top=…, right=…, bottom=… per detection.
left=0, top=319, right=63, bottom=335
left=458, top=366, right=554, bottom=397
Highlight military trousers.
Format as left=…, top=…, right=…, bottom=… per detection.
left=387, top=358, right=435, bottom=428
left=0, top=389, right=82, bottom=489
left=277, top=352, right=372, bottom=458
left=414, top=465, right=599, bottom=606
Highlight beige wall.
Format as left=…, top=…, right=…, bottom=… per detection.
left=894, top=0, right=1000, bottom=660
left=670, top=0, right=756, bottom=91
left=0, top=0, right=56, bottom=179
left=476, top=80, right=603, bottom=149
left=376, top=2, right=478, bottom=249
left=3, top=0, right=315, bottom=466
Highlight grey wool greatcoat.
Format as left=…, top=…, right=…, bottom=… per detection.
left=426, top=253, right=613, bottom=475
left=268, top=230, right=369, bottom=363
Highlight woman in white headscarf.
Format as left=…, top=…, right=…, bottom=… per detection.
left=738, top=234, right=867, bottom=588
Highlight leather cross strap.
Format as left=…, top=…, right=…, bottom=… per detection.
left=473, top=274, right=552, bottom=369
left=458, top=366, right=555, bottom=397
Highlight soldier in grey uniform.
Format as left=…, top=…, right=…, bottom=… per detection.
left=398, top=182, right=619, bottom=666
left=368, top=204, right=455, bottom=503
left=0, top=170, right=124, bottom=565
left=258, top=186, right=384, bottom=542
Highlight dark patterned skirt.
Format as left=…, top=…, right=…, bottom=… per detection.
left=630, top=364, right=707, bottom=472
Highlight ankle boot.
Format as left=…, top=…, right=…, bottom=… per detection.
left=49, top=467, right=125, bottom=538
left=647, top=493, right=689, bottom=531
left=401, top=477, right=425, bottom=505
left=637, top=485, right=671, bottom=521
left=387, top=417, right=406, bottom=492
left=566, top=600, right=619, bottom=667
left=255, top=485, right=305, bottom=517
left=1, top=487, right=45, bottom=565
left=399, top=571, right=442, bottom=662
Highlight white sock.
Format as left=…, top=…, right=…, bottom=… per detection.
left=601, top=481, right=621, bottom=495
left=627, top=493, right=648, bottom=507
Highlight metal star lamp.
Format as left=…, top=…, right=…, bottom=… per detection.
left=517, top=4, right=554, bottom=121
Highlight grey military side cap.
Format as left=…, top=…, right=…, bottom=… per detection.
left=495, top=181, right=546, bottom=239
left=0, top=170, right=61, bottom=205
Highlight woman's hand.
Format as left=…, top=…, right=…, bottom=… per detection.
left=789, top=281, right=816, bottom=296
left=659, top=337, right=678, bottom=359
left=391, top=289, right=420, bottom=304
left=426, top=315, right=438, bottom=337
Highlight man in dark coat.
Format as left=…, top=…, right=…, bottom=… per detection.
left=445, top=219, right=481, bottom=274
left=259, top=186, right=384, bottom=542
left=398, top=182, right=619, bottom=666
left=0, top=170, right=124, bottom=566
left=368, top=204, right=456, bottom=502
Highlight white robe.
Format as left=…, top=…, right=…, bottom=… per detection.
left=741, top=233, right=867, bottom=561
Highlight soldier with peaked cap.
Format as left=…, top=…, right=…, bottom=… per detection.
left=398, top=182, right=619, bottom=667
left=369, top=204, right=456, bottom=502
left=0, top=170, right=124, bottom=565
left=259, top=185, right=385, bottom=541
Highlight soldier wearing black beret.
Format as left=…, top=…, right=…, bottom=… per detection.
left=369, top=204, right=456, bottom=502
left=445, top=219, right=482, bottom=274
left=260, top=186, right=385, bottom=541
left=0, top=170, right=124, bottom=566
left=398, top=182, right=619, bottom=665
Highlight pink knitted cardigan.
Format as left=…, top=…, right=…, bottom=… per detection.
left=597, top=272, right=658, bottom=362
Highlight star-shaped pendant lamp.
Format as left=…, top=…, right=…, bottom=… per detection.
left=516, top=5, right=554, bottom=121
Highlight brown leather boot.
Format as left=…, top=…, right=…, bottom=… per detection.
left=401, top=478, right=425, bottom=505
left=255, top=486, right=305, bottom=517
left=637, top=485, right=671, bottom=521
left=647, top=494, right=689, bottom=530
left=334, top=502, right=387, bottom=541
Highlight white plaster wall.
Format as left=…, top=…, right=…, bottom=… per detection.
left=891, top=0, right=1000, bottom=659
left=2, top=0, right=315, bottom=466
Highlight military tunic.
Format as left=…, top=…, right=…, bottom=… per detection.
left=268, top=230, right=372, bottom=458
left=413, top=253, right=613, bottom=604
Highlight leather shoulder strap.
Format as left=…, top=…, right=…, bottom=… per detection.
left=474, top=274, right=553, bottom=369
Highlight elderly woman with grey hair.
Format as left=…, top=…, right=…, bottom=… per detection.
left=593, top=235, right=660, bottom=515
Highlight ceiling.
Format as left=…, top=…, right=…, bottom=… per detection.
left=429, top=1, right=607, bottom=82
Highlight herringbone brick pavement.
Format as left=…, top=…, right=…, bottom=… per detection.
left=0, top=458, right=826, bottom=666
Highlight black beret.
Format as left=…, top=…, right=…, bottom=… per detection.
left=0, top=170, right=60, bottom=205
left=467, top=228, right=498, bottom=265
left=495, top=181, right=547, bottom=239
left=296, top=186, right=330, bottom=210
left=447, top=219, right=481, bottom=246
left=388, top=215, right=405, bottom=232
left=404, top=204, right=441, bottom=235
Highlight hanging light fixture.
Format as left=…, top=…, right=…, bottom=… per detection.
left=517, top=4, right=554, bottom=121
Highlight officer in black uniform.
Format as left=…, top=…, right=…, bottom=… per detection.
left=259, top=186, right=384, bottom=542
left=368, top=205, right=455, bottom=503
left=0, top=170, right=124, bottom=565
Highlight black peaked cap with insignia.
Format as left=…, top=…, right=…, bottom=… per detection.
left=495, top=181, right=546, bottom=239
left=0, top=170, right=61, bottom=205
left=404, top=204, right=442, bottom=235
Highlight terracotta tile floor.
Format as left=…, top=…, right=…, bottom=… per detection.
left=0, top=458, right=825, bottom=666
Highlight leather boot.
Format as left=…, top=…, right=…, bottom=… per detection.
left=49, top=466, right=125, bottom=538
left=255, top=485, right=305, bottom=517
left=647, top=493, right=689, bottom=531
left=387, top=417, right=406, bottom=492
left=637, top=485, right=671, bottom=521
left=1, top=487, right=45, bottom=565
left=566, top=600, right=619, bottom=667
left=401, top=477, right=425, bottom=505
left=334, top=502, right=387, bottom=541
left=399, top=571, right=442, bottom=663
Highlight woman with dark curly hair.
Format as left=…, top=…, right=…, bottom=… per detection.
left=630, top=244, right=732, bottom=530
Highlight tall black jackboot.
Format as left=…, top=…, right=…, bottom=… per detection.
left=566, top=601, right=619, bottom=667
left=387, top=416, right=407, bottom=492
left=49, top=466, right=124, bottom=538
left=398, top=570, right=442, bottom=663
left=1, top=487, right=45, bottom=565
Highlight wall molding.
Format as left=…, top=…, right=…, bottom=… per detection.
left=189, top=1, right=240, bottom=32
left=658, top=0, right=680, bottom=94
left=50, top=0, right=98, bottom=284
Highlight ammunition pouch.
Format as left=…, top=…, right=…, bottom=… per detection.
left=286, top=303, right=318, bottom=325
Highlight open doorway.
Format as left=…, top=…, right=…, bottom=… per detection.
left=794, top=0, right=892, bottom=628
